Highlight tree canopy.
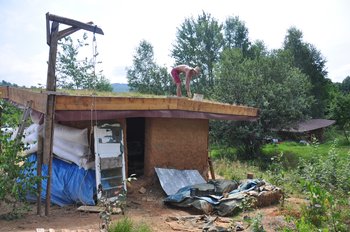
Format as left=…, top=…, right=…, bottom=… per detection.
left=283, top=27, right=329, bottom=118
left=126, top=40, right=172, bottom=95
left=56, top=33, right=113, bottom=92
left=211, top=47, right=312, bottom=156
left=125, top=12, right=342, bottom=155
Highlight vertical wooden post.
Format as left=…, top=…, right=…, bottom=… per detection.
left=208, top=157, right=215, bottom=180
left=43, top=20, right=59, bottom=216
left=37, top=134, right=43, bottom=215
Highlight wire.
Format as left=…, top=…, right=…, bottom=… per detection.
left=91, top=30, right=98, bottom=77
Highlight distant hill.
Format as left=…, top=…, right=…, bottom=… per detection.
left=111, top=83, right=129, bottom=92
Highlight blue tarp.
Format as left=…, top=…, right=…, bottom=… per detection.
left=25, top=153, right=96, bottom=206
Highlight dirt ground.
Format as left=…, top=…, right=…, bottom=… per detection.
left=0, top=176, right=305, bottom=232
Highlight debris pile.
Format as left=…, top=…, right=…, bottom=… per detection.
left=164, top=179, right=282, bottom=216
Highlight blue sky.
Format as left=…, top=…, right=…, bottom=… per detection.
left=0, top=0, right=349, bottom=87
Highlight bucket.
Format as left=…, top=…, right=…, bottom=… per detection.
left=193, top=93, right=204, bottom=101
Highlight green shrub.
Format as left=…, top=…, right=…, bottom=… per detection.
left=296, top=181, right=348, bottom=231
left=210, top=146, right=237, bottom=160
left=0, top=100, right=40, bottom=219
left=298, top=141, right=350, bottom=194
left=109, top=217, right=151, bottom=232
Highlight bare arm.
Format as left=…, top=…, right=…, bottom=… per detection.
left=185, top=73, right=192, bottom=98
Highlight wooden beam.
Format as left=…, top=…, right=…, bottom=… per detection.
left=46, top=13, right=50, bottom=45
left=44, top=21, right=59, bottom=217
left=47, top=13, right=104, bottom=35
left=1, top=88, right=259, bottom=118
left=0, top=86, right=9, bottom=99
left=37, top=134, right=43, bottom=216
left=54, top=96, right=259, bottom=117
left=0, top=87, right=47, bottom=114
left=57, top=22, right=93, bottom=40
left=4, top=87, right=46, bottom=113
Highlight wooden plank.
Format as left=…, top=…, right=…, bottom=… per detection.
left=3, top=87, right=47, bottom=113
left=77, top=205, right=105, bottom=212
left=0, top=86, right=9, bottom=98
left=2, top=88, right=258, bottom=117
left=55, top=95, right=258, bottom=117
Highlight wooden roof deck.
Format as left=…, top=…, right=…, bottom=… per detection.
left=0, top=86, right=259, bottom=121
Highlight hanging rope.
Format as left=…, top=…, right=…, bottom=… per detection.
left=91, top=25, right=98, bottom=77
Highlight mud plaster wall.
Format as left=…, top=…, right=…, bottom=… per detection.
left=144, top=118, right=209, bottom=179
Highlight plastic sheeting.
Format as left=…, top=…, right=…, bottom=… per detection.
left=24, top=153, right=96, bottom=206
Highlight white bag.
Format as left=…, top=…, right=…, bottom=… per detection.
left=54, top=137, right=91, bottom=157
left=54, top=123, right=89, bottom=146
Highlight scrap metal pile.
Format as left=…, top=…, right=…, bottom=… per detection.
left=163, top=178, right=282, bottom=216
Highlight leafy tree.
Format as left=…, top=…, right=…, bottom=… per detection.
left=283, top=27, right=329, bottom=118
left=340, top=76, right=350, bottom=94
left=126, top=40, right=172, bottom=95
left=328, top=93, right=350, bottom=143
left=211, top=48, right=312, bottom=158
left=56, top=33, right=113, bottom=92
left=171, top=11, right=223, bottom=96
left=223, top=16, right=250, bottom=57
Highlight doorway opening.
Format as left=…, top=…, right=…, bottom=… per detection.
left=126, top=117, right=145, bottom=177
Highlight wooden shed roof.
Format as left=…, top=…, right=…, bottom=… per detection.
left=280, top=119, right=336, bottom=133
left=0, top=86, right=259, bottom=121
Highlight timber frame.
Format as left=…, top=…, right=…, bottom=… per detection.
left=34, top=13, right=103, bottom=216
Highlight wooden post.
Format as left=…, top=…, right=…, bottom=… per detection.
left=42, top=12, right=104, bottom=216
left=44, top=20, right=59, bottom=216
left=208, top=157, right=215, bottom=180
left=37, top=134, right=43, bottom=215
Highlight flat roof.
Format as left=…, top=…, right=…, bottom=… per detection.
left=0, top=86, right=259, bottom=121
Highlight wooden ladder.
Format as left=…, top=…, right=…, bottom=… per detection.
left=14, top=100, right=33, bottom=146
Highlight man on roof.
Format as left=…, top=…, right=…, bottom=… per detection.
left=170, top=64, right=201, bottom=98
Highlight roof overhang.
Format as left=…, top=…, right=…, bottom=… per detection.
left=0, top=86, right=259, bottom=121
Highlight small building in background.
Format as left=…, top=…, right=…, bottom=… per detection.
left=277, top=119, right=336, bottom=143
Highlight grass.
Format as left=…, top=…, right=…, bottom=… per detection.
left=28, top=86, right=163, bottom=98
left=109, top=217, right=152, bottom=232
left=262, top=139, right=350, bottom=161
left=211, top=129, right=350, bottom=170
left=211, top=130, right=350, bottom=230
left=213, top=158, right=269, bottom=181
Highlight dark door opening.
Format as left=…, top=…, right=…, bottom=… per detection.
left=126, top=117, right=145, bottom=177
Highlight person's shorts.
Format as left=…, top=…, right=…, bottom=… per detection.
left=171, top=69, right=181, bottom=84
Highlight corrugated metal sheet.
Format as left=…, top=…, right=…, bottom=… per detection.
left=155, top=167, right=206, bottom=196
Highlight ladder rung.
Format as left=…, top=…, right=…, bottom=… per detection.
left=103, top=186, right=122, bottom=191
left=101, top=176, right=122, bottom=181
